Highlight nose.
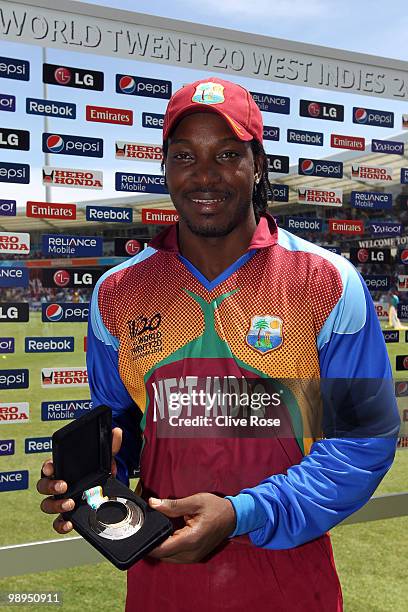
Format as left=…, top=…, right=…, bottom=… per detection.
left=190, top=155, right=222, bottom=188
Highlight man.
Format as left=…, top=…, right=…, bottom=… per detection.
left=38, top=77, right=400, bottom=611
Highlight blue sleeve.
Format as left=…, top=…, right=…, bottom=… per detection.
left=86, top=276, right=142, bottom=486
left=226, top=262, right=400, bottom=548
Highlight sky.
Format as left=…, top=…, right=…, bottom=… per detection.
left=77, top=0, right=408, bottom=61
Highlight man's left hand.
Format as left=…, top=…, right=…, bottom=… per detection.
left=147, top=493, right=236, bottom=563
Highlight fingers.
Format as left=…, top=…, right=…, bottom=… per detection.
left=149, top=495, right=201, bottom=518
left=40, top=495, right=75, bottom=515
left=52, top=515, right=74, bottom=535
left=112, top=427, right=122, bottom=456
left=36, top=459, right=67, bottom=497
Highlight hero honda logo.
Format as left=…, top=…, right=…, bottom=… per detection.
left=0, top=402, right=29, bottom=421
left=116, top=74, right=171, bottom=99
left=298, top=158, right=343, bottom=178
left=42, top=303, right=89, bottom=323
left=299, top=99, right=344, bottom=122
left=0, top=232, right=30, bottom=254
left=41, top=367, right=88, bottom=387
left=353, top=107, right=394, bottom=127
left=43, top=167, right=103, bottom=189
left=43, top=63, right=104, bottom=91
left=43, top=133, right=103, bottom=158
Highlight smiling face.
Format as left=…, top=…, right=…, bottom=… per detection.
left=165, top=112, right=261, bottom=239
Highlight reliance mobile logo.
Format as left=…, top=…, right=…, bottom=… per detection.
left=298, top=158, right=343, bottom=178
left=43, top=167, right=103, bottom=189
left=116, top=74, right=172, bottom=99
left=0, top=56, right=29, bottom=81
left=0, top=232, right=30, bottom=254
left=27, top=201, right=76, bottom=219
left=0, top=93, right=16, bottom=112
left=0, top=199, right=16, bottom=216
left=42, top=303, right=89, bottom=323
left=350, top=191, right=392, bottom=210
left=0, top=402, right=29, bottom=421
left=0, top=162, right=29, bottom=184
left=115, top=142, right=163, bottom=161
left=0, top=267, right=29, bottom=288
left=41, top=367, right=88, bottom=387
left=351, top=164, right=392, bottom=183
left=298, top=188, right=343, bottom=207
left=330, top=134, right=365, bottom=151
left=115, top=172, right=168, bottom=194
left=0, top=371, right=29, bottom=390
left=41, top=399, right=92, bottom=421
left=401, top=168, right=408, bottom=184
left=0, top=470, right=29, bottom=492
left=250, top=92, right=290, bottom=114
left=371, top=139, right=404, bottom=155
left=353, top=107, right=394, bottom=127
left=26, top=97, right=76, bottom=119
left=43, top=133, right=103, bottom=158
left=43, top=63, right=104, bottom=91
left=42, top=234, right=103, bottom=257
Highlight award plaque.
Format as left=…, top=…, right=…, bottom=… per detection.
left=52, top=405, right=173, bottom=570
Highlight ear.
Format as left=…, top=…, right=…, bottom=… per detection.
left=253, top=152, right=264, bottom=182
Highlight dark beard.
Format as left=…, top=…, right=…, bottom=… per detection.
left=180, top=199, right=252, bottom=238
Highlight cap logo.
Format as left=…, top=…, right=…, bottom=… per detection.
left=192, top=82, right=225, bottom=105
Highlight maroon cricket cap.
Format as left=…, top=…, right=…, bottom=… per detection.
left=163, top=77, right=263, bottom=143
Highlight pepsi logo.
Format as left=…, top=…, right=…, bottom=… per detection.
left=401, top=249, right=408, bottom=264
left=357, top=248, right=369, bottom=263
left=46, top=135, right=64, bottom=153
left=45, top=304, right=63, bottom=322
left=119, top=76, right=136, bottom=94
left=125, top=239, right=141, bottom=255
left=300, top=159, right=315, bottom=174
left=308, top=102, right=320, bottom=117
left=54, top=67, right=71, bottom=85
left=53, top=270, right=70, bottom=287
left=354, top=108, right=368, bottom=124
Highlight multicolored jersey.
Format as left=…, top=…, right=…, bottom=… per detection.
left=87, top=214, right=399, bottom=551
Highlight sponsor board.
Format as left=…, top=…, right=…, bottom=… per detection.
left=328, top=219, right=364, bottom=234
left=114, top=238, right=144, bottom=256
left=350, top=248, right=391, bottom=265
left=0, top=127, right=29, bottom=151
left=298, top=188, right=342, bottom=207
left=26, top=201, right=76, bottom=219
left=330, top=134, right=365, bottom=151
left=86, top=205, right=132, bottom=223
left=43, top=132, right=103, bottom=158
left=115, top=172, right=167, bottom=193
left=269, top=184, right=289, bottom=202
left=285, top=217, right=323, bottom=232
left=403, top=115, right=408, bottom=129
left=351, top=164, right=392, bottom=183
left=0, top=93, right=16, bottom=112
left=142, top=112, right=164, bottom=128
left=41, top=399, right=92, bottom=421
left=42, top=303, right=89, bottom=323
left=399, top=304, right=408, bottom=320
left=43, top=167, right=103, bottom=189
left=353, top=107, right=394, bottom=127
left=250, top=92, right=290, bottom=114
left=84, top=337, right=87, bottom=352
left=371, top=139, right=404, bottom=154
left=25, top=436, right=52, bottom=453
left=299, top=99, right=344, bottom=121
left=396, top=356, right=408, bottom=371
left=142, top=208, right=179, bottom=225
left=0, top=303, right=29, bottom=322
left=351, top=191, right=392, bottom=210
left=41, top=367, right=88, bottom=387
left=0, top=470, right=29, bottom=492
left=0, top=371, right=29, bottom=390
left=397, top=275, right=408, bottom=291
left=115, top=141, right=162, bottom=161
left=0, top=267, right=29, bottom=288
left=263, top=126, right=280, bottom=141
left=0, top=161, right=29, bottom=184
left=0, top=440, right=14, bottom=456
left=362, top=275, right=391, bottom=291
left=287, top=129, right=323, bottom=146
left=42, top=234, right=103, bottom=257
left=374, top=301, right=389, bottom=320
left=298, top=158, right=343, bottom=178
left=86, top=105, right=133, bottom=125
left=25, top=337, right=74, bottom=353
left=383, top=330, right=399, bottom=343
left=319, top=245, right=341, bottom=254
left=395, top=381, right=408, bottom=396
left=42, top=268, right=104, bottom=288
left=0, top=338, right=14, bottom=353
left=267, top=154, right=289, bottom=174
left=0, top=232, right=29, bottom=254
left=0, top=56, right=29, bottom=81
left=0, top=199, right=16, bottom=216
left=367, top=222, right=402, bottom=236
left=116, top=74, right=171, bottom=98
left=399, top=249, right=408, bottom=264
left=43, top=63, right=103, bottom=91
left=400, top=168, right=408, bottom=184
left=26, top=97, right=76, bottom=119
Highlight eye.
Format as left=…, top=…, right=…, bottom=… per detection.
left=218, top=151, right=240, bottom=160
left=173, top=151, right=193, bottom=160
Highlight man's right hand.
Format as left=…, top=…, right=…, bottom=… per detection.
left=36, top=427, right=123, bottom=534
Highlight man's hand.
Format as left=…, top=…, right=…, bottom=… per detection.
left=36, top=427, right=123, bottom=534
left=148, top=493, right=236, bottom=563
